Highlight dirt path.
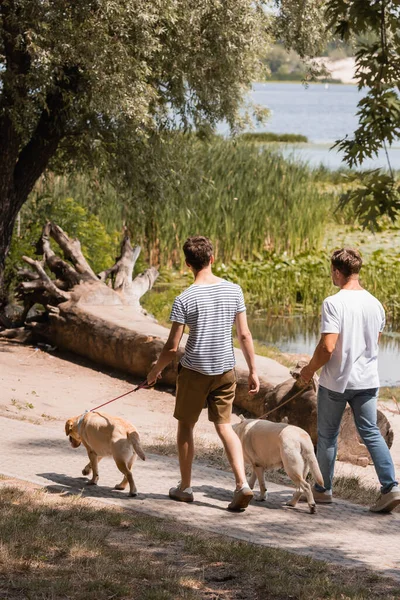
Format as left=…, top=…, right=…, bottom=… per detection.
left=1, top=339, right=400, bottom=490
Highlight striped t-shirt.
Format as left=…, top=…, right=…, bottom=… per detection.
left=170, top=279, right=246, bottom=375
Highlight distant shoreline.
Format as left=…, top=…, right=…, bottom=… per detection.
left=255, top=80, right=352, bottom=85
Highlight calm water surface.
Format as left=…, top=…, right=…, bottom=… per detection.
left=219, top=82, right=400, bottom=170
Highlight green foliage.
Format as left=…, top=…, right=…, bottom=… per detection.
left=215, top=251, right=333, bottom=314
left=5, top=191, right=120, bottom=290
left=0, top=0, right=269, bottom=174
left=326, top=0, right=400, bottom=226
left=239, top=132, right=309, bottom=143
left=0, top=0, right=270, bottom=291
left=338, top=170, right=400, bottom=228
left=215, top=249, right=400, bottom=321
left=144, top=247, right=400, bottom=324
left=263, top=44, right=307, bottom=80
left=120, top=136, right=335, bottom=264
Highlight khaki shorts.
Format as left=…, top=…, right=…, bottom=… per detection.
left=174, top=365, right=236, bottom=424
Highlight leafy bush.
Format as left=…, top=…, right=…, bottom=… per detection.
left=5, top=192, right=120, bottom=292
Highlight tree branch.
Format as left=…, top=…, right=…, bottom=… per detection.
left=48, top=222, right=98, bottom=279
left=21, top=256, right=71, bottom=302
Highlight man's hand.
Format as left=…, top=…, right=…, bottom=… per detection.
left=248, top=371, right=260, bottom=395
left=299, top=364, right=314, bottom=386
left=147, top=365, right=162, bottom=386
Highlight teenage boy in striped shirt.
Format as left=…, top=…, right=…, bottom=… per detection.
left=147, top=236, right=260, bottom=511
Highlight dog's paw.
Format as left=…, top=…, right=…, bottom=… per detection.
left=87, top=479, right=98, bottom=486
left=114, top=485, right=126, bottom=491
left=82, top=467, right=91, bottom=476
left=129, top=491, right=138, bottom=497
left=256, top=495, right=267, bottom=502
left=285, top=500, right=297, bottom=508
left=309, top=503, right=317, bottom=514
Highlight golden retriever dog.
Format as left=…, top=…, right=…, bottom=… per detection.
left=65, top=411, right=145, bottom=496
left=233, top=417, right=324, bottom=513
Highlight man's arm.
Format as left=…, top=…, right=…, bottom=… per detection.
left=147, top=322, right=185, bottom=385
left=235, top=311, right=260, bottom=394
left=300, top=333, right=339, bottom=383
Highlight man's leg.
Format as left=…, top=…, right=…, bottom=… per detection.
left=317, top=385, right=348, bottom=491
left=177, top=420, right=195, bottom=491
left=349, top=389, right=398, bottom=493
left=214, top=423, right=247, bottom=489
left=171, top=366, right=210, bottom=502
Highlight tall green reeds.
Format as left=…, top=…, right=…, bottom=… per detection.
left=124, top=136, right=334, bottom=265
left=17, top=136, right=335, bottom=270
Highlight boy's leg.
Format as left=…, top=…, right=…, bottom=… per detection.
left=208, top=370, right=253, bottom=510
left=177, top=420, right=195, bottom=490
left=171, top=366, right=212, bottom=501
left=349, top=389, right=398, bottom=493
left=214, top=423, right=247, bottom=489
left=317, top=385, right=347, bottom=491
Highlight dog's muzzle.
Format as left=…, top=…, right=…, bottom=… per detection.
left=69, top=436, right=81, bottom=448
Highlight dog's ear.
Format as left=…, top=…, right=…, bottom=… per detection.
left=65, top=419, right=73, bottom=436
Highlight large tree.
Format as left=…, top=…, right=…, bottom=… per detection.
left=0, top=0, right=268, bottom=302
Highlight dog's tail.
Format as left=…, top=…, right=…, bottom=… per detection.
left=302, top=439, right=324, bottom=488
left=128, top=431, right=146, bottom=461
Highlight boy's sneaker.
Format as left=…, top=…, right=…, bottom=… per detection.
left=227, top=485, right=253, bottom=512
left=169, top=483, right=194, bottom=503
left=300, top=488, right=333, bottom=504
left=369, top=486, right=400, bottom=513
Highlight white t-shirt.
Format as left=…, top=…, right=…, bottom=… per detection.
left=319, top=289, right=385, bottom=393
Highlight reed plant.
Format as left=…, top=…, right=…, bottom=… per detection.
left=23, top=137, right=335, bottom=269
left=124, top=136, right=335, bottom=265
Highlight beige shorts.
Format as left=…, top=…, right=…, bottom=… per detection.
left=174, top=365, right=236, bottom=424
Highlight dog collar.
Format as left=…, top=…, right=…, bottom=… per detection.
left=77, top=410, right=89, bottom=434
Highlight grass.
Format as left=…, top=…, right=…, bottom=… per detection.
left=0, top=482, right=399, bottom=600
left=331, top=476, right=380, bottom=506
left=239, top=132, right=309, bottom=143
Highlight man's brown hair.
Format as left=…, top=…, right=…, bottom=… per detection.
left=331, top=248, right=362, bottom=278
left=183, top=236, right=213, bottom=271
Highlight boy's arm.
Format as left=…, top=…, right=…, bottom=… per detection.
left=147, top=322, right=185, bottom=385
left=235, top=311, right=260, bottom=394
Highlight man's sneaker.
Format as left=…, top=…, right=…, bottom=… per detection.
left=300, top=488, right=333, bottom=504
left=169, top=484, right=194, bottom=503
left=369, top=487, right=400, bottom=513
left=227, top=485, right=253, bottom=512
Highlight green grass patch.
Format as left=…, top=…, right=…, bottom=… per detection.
left=0, top=484, right=398, bottom=600
left=239, top=132, right=309, bottom=143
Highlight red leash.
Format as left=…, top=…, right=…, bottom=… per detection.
left=90, top=380, right=150, bottom=412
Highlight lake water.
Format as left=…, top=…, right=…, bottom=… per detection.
left=220, top=82, right=400, bottom=170
left=247, top=314, right=400, bottom=387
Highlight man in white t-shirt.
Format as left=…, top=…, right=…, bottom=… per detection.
left=300, top=248, right=400, bottom=513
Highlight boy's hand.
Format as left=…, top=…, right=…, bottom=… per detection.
left=248, top=372, right=260, bottom=395
left=147, top=365, right=162, bottom=386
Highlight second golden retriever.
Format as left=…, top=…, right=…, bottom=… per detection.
left=65, top=411, right=145, bottom=496
left=233, top=417, right=323, bottom=513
